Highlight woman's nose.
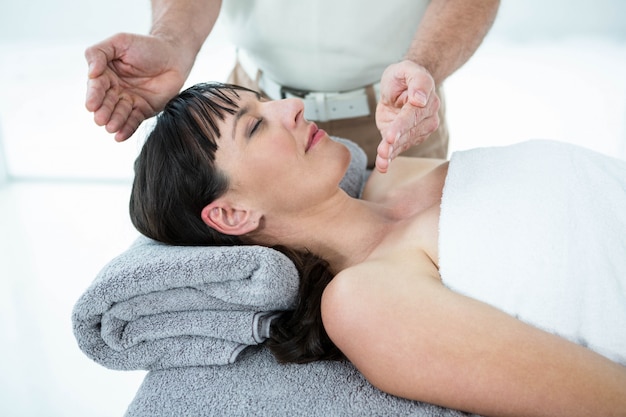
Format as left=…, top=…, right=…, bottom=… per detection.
left=272, top=98, right=304, bottom=128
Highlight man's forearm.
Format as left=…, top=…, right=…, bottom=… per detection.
left=150, top=0, right=222, bottom=58
left=406, top=0, right=500, bottom=85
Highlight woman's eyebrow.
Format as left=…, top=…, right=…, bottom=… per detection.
left=232, top=105, right=250, bottom=140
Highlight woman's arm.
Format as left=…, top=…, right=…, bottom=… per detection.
left=321, top=262, right=626, bottom=417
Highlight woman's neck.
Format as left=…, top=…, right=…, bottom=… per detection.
left=255, top=191, right=394, bottom=273
left=306, top=198, right=394, bottom=273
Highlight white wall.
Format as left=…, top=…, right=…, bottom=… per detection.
left=0, top=0, right=150, bottom=43
left=490, top=0, right=626, bottom=41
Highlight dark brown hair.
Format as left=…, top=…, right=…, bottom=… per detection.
left=130, top=82, right=342, bottom=363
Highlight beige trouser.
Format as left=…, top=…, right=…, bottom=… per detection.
left=228, top=61, right=449, bottom=168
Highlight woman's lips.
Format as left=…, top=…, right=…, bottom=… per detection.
left=306, top=123, right=326, bottom=152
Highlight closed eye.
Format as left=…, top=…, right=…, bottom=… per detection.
left=250, top=118, right=263, bottom=136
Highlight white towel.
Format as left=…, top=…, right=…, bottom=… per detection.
left=439, top=140, right=626, bottom=364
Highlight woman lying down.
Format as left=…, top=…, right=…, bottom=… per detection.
left=130, top=83, right=626, bottom=417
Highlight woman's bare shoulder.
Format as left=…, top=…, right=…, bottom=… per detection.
left=320, top=255, right=440, bottom=356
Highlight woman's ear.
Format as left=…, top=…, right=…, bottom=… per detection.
left=201, top=200, right=261, bottom=236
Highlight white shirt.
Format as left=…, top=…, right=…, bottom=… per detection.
left=221, top=0, right=430, bottom=92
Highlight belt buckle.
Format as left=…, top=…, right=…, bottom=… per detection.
left=279, top=86, right=371, bottom=122
left=280, top=86, right=310, bottom=99
left=280, top=86, right=330, bottom=121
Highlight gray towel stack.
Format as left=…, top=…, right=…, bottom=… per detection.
left=72, top=237, right=300, bottom=369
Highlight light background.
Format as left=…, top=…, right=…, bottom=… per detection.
left=0, top=1, right=625, bottom=416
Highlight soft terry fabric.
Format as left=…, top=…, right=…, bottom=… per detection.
left=72, top=137, right=366, bottom=370
left=72, top=237, right=299, bottom=370
left=125, top=346, right=472, bottom=417
left=439, top=140, right=626, bottom=364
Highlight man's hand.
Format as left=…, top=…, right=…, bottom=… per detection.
left=85, top=33, right=191, bottom=141
left=375, top=60, right=440, bottom=173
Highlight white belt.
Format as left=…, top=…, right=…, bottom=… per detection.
left=239, top=51, right=379, bottom=122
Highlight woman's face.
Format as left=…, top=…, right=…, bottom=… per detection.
left=213, top=91, right=351, bottom=217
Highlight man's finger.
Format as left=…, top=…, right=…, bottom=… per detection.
left=409, top=89, right=429, bottom=107
left=375, top=153, right=390, bottom=174
left=387, top=105, right=427, bottom=141
left=390, top=114, right=440, bottom=159
left=85, top=76, right=110, bottom=112
left=84, top=45, right=112, bottom=79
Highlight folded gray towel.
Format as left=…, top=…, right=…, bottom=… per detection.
left=72, top=137, right=367, bottom=370
left=72, top=237, right=299, bottom=369
left=125, top=346, right=474, bottom=417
